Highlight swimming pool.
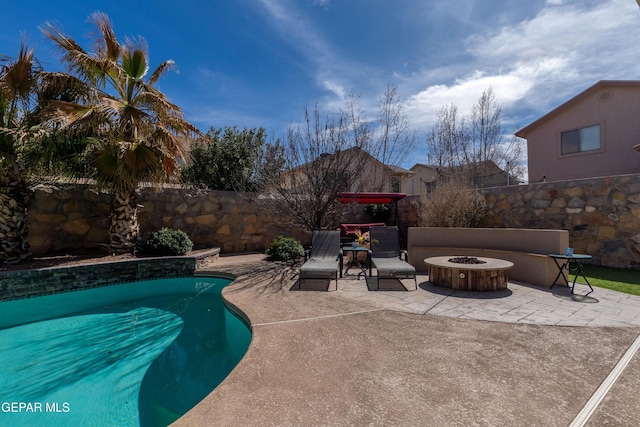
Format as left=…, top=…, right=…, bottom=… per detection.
left=0, top=276, right=251, bottom=427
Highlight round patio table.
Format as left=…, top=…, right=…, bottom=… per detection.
left=549, top=254, right=593, bottom=295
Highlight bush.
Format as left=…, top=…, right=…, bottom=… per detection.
left=265, top=236, right=304, bottom=261
left=181, top=126, right=284, bottom=192
left=417, top=178, right=486, bottom=227
left=144, top=227, right=194, bottom=256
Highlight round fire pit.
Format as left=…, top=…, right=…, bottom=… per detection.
left=425, top=256, right=514, bottom=291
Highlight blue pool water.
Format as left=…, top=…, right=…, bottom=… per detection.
left=0, top=276, right=251, bottom=427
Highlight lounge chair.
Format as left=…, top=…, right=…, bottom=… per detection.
left=299, top=230, right=343, bottom=291
left=368, top=226, right=417, bottom=290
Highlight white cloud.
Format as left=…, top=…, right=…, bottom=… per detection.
left=313, top=0, right=330, bottom=9
left=467, top=0, right=635, bottom=63
left=406, top=71, right=530, bottom=128
left=403, top=0, right=640, bottom=130
left=250, top=0, right=640, bottom=141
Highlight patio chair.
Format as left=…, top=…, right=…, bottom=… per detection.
left=368, top=226, right=417, bottom=290
left=299, top=230, right=343, bottom=291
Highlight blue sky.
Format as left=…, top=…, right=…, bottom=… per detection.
left=3, top=0, right=640, bottom=168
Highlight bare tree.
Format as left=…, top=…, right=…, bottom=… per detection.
left=492, top=132, right=527, bottom=182
left=468, top=87, right=501, bottom=164
left=426, top=104, right=468, bottom=168
left=426, top=87, right=526, bottom=183
left=372, top=84, right=417, bottom=168
left=261, top=85, right=417, bottom=232
left=338, top=84, right=418, bottom=192
left=261, top=104, right=371, bottom=232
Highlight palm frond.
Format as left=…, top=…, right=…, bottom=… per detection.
left=122, top=47, right=148, bottom=80
left=44, top=100, right=94, bottom=128
left=4, top=41, right=36, bottom=102
left=134, top=88, right=178, bottom=113
left=90, top=141, right=121, bottom=186
left=151, top=126, right=191, bottom=163
left=41, top=23, right=107, bottom=88
left=90, top=12, right=121, bottom=62
left=96, top=96, right=126, bottom=120
left=148, top=60, right=176, bottom=86
left=161, top=112, right=203, bottom=137
left=38, top=72, right=96, bottom=106
left=122, top=141, right=160, bottom=181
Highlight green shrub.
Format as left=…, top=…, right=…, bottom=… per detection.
left=265, top=236, right=304, bottom=261
left=180, top=126, right=285, bottom=192
left=144, top=227, right=194, bottom=256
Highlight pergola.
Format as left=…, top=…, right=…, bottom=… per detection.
left=337, top=192, right=407, bottom=225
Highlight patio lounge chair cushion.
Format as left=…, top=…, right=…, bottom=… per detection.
left=370, top=256, right=416, bottom=278
left=300, top=257, right=341, bottom=279
left=299, top=230, right=342, bottom=290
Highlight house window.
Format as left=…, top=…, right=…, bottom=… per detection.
left=561, top=125, right=600, bottom=154
left=390, top=176, right=400, bottom=193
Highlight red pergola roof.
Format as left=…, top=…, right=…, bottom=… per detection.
left=337, top=192, right=407, bottom=204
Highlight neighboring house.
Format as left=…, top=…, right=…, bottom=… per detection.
left=442, top=160, right=522, bottom=189
left=281, top=147, right=414, bottom=193
left=402, top=161, right=520, bottom=195
left=385, top=163, right=415, bottom=193
left=516, top=80, right=640, bottom=183
left=402, top=164, right=438, bottom=195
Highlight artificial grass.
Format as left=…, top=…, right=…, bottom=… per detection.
left=581, top=264, right=640, bottom=296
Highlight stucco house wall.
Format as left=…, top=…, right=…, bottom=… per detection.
left=280, top=147, right=413, bottom=193
left=402, top=164, right=438, bottom=195
left=517, top=81, right=640, bottom=183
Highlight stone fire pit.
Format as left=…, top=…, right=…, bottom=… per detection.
left=425, top=256, right=514, bottom=291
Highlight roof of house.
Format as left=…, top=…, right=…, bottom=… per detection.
left=515, top=80, right=640, bottom=138
left=410, top=163, right=438, bottom=171
left=292, top=146, right=414, bottom=176
left=440, top=160, right=505, bottom=177
left=387, top=164, right=415, bottom=176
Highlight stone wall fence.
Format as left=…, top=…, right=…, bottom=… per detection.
left=26, top=184, right=301, bottom=256
left=22, top=173, right=640, bottom=270
left=398, top=173, right=640, bottom=270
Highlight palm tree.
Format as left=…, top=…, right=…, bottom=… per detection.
left=41, top=12, right=203, bottom=253
left=0, top=40, right=42, bottom=265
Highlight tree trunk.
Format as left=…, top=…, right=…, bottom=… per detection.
left=108, top=187, right=140, bottom=254
left=0, top=178, right=31, bottom=265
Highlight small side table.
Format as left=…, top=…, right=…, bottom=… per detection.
left=342, top=246, right=370, bottom=279
left=549, top=254, right=593, bottom=295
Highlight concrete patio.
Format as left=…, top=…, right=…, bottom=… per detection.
left=174, top=254, right=640, bottom=426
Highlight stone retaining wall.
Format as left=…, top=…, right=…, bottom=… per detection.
left=27, top=185, right=299, bottom=255
left=398, top=174, right=640, bottom=270
left=22, top=174, right=640, bottom=270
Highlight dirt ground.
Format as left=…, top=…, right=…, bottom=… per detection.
left=0, top=249, right=136, bottom=272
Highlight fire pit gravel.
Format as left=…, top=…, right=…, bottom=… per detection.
left=447, top=256, right=487, bottom=265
